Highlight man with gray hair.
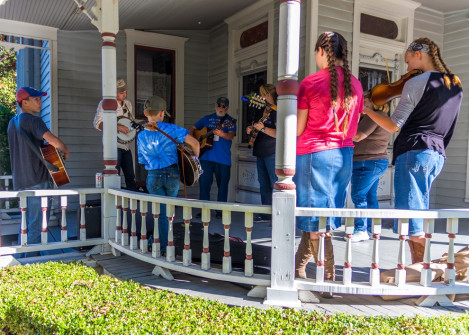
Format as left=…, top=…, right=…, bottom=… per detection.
left=93, top=78, right=137, bottom=191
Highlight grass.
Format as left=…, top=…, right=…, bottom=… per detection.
left=1, top=262, right=469, bottom=334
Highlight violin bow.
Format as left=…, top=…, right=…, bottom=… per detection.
left=384, top=57, right=396, bottom=111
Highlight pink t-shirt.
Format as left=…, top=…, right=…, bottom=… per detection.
left=297, top=66, right=364, bottom=155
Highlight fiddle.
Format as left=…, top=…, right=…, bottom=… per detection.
left=370, top=69, right=423, bottom=106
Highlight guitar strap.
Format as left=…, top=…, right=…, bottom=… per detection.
left=146, top=123, right=188, bottom=198
left=217, top=114, right=229, bottom=128
left=13, top=115, right=59, bottom=172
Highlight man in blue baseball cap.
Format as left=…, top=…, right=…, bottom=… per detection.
left=189, top=96, right=236, bottom=219
left=8, top=86, right=70, bottom=257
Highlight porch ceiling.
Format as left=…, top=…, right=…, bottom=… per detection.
left=0, top=0, right=255, bottom=31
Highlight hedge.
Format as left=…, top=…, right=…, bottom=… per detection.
left=1, top=262, right=468, bottom=334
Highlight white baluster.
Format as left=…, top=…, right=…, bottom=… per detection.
left=129, top=199, right=138, bottom=250
left=395, top=219, right=409, bottom=286
left=79, top=194, right=86, bottom=241
left=140, top=200, right=148, bottom=253
left=20, top=196, right=27, bottom=246
left=201, top=208, right=211, bottom=270
left=182, top=206, right=192, bottom=266
left=343, top=217, right=354, bottom=285
left=60, top=196, right=68, bottom=242
left=222, top=210, right=232, bottom=274
left=152, top=202, right=161, bottom=258
left=245, top=212, right=254, bottom=277
left=5, top=179, right=10, bottom=209
left=316, top=216, right=327, bottom=283
left=166, top=204, right=176, bottom=262
left=369, top=218, right=381, bottom=286
left=420, top=219, right=434, bottom=286
left=40, top=196, right=49, bottom=244
left=445, top=218, right=458, bottom=285
left=121, top=197, right=129, bottom=246
left=115, top=195, right=122, bottom=243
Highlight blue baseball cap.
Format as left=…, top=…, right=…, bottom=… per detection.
left=216, top=97, right=229, bottom=106
left=16, top=87, right=47, bottom=104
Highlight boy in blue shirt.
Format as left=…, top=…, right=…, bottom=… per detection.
left=189, top=97, right=236, bottom=219
left=137, top=95, right=199, bottom=254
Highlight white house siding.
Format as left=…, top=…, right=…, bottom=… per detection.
left=431, top=11, right=469, bottom=209
left=57, top=30, right=127, bottom=189
left=317, top=0, right=354, bottom=59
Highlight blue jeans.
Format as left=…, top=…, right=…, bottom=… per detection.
left=17, top=181, right=52, bottom=257
left=257, top=154, right=277, bottom=218
left=199, top=160, right=231, bottom=202
left=117, top=148, right=137, bottom=191
left=393, top=149, right=444, bottom=236
left=294, top=147, right=353, bottom=232
left=351, top=159, right=388, bottom=232
left=146, top=166, right=180, bottom=251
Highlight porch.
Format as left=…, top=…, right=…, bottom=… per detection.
left=2, top=186, right=469, bottom=317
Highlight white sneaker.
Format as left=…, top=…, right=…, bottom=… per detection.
left=350, top=230, right=370, bottom=242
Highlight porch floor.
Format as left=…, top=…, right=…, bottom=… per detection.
left=92, top=209, right=469, bottom=317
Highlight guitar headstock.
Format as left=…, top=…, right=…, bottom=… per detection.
left=242, top=93, right=267, bottom=110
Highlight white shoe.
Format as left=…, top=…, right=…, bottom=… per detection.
left=349, top=230, right=370, bottom=242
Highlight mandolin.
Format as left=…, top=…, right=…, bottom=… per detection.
left=193, top=119, right=237, bottom=156
left=243, top=94, right=277, bottom=148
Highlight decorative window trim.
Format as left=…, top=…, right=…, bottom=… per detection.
left=124, top=29, right=187, bottom=126
left=0, top=19, right=58, bottom=134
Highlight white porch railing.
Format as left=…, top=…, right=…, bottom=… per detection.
left=0, top=188, right=106, bottom=255
left=2, top=186, right=469, bottom=308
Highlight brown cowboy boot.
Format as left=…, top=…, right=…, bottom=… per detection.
left=408, top=240, right=425, bottom=264
left=295, top=231, right=314, bottom=278
left=324, top=235, right=336, bottom=281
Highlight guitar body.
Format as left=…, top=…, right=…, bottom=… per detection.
left=193, top=119, right=237, bottom=156
left=40, top=144, right=71, bottom=187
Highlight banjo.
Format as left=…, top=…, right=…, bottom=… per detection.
left=117, top=116, right=138, bottom=144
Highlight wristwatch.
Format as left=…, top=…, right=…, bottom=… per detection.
left=261, top=127, right=265, bottom=133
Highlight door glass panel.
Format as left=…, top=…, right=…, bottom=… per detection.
left=134, top=45, right=175, bottom=186
left=241, top=70, right=267, bottom=143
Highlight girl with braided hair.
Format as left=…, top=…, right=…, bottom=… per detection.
left=364, top=37, right=463, bottom=264
left=294, top=32, right=364, bottom=285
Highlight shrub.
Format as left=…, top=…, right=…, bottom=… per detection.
left=0, top=262, right=468, bottom=334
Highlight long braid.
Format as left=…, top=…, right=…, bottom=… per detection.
left=341, top=39, right=353, bottom=136
left=324, top=34, right=340, bottom=132
left=412, top=37, right=462, bottom=89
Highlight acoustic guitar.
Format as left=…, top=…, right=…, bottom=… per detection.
left=193, top=119, right=237, bottom=156
left=40, top=144, right=71, bottom=187
left=243, top=94, right=277, bottom=148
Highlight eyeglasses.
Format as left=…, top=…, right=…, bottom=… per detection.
left=217, top=103, right=227, bottom=109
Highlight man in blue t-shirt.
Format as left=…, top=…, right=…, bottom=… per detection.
left=189, top=97, right=236, bottom=219
left=137, top=95, right=199, bottom=254
left=8, top=87, right=70, bottom=256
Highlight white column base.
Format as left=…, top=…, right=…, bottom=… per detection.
left=395, top=268, right=407, bottom=286
left=445, top=268, right=456, bottom=285
left=152, top=242, right=161, bottom=258
left=420, top=268, right=433, bottom=287
left=223, top=256, right=232, bottom=273
left=316, top=266, right=325, bottom=283
left=130, top=235, right=138, bottom=250
left=183, top=249, right=192, bottom=266
left=264, top=287, right=301, bottom=308
left=245, top=259, right=254, bottom=277
left=41, top=231, right=48, bottom=244
left=80, top=229, right=86, bottom=241
left=166, top=245, right=175, bottom=262
left=369, top=268, right=381, bottom=287
left=415, top=294, right=454, bottom=307
left=201, top=252, right=210, bottom=270
left=121, top=233, right=129, bottom=246
left=140, top=239, right=148, bottom=253
left=343, top=267, right=352, bottom=285
left=115, top=230, right=122, bottom=244
left=61, top=230, right=68, bottom=242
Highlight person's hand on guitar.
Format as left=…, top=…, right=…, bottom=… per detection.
left=117, top=124, right=130, bottom=134
left=246, top=125, right=254, bottom=135
left=213, top=128, right=224, bottom=137
left=253, top=122, right=264, bottom=131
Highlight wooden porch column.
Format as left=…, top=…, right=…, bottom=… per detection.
left=76, top=0, right=120, bottom=254
left=264, top=0, right=301, bottom=308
